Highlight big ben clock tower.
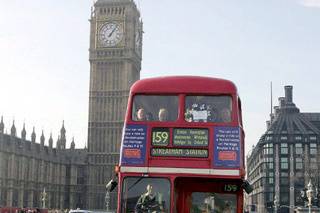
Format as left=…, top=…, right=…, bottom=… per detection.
left=87, top=0, right=142, bottom=209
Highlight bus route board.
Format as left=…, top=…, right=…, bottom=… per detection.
left=173, top=128, right=208, bottom=147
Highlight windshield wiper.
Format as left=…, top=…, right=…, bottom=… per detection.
left=128, top=177, right=144, bottom=191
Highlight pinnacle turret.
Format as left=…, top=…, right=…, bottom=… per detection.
left=61, top=120, right=66, bottom=134
left=11, top=120, right=16, bottom=137
left=49, top=133, right=53, bottom=148
left=0, top=116, right=4, bottom=133
left=70, top=137, right=75, bottom=149
left=40, top=130, right=45, bottom=146
left=31, top=127, right=36, bottom=143
left=21, top=123, right=26, bottom=140
left=60, top=121, right=66, bottom=149
left=56, top=136, right=61, bottom=149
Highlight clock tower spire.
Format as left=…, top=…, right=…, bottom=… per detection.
left=87, top=0, right=142, bottom=209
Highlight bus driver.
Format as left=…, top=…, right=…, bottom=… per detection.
left=135, top=184, right=162, bottom=213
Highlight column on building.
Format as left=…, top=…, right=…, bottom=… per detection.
left=41, top=160, right=45, bottom=185
left=304, top=143, right=309, bottom=186
left=274, top=143, right=280, bottom=208
left=69, top=164, right=77, bottom=208
left=28, top=158, right=36, bottom=207
left=60, top=164, right=66, bottom=209
left=289, top=144, right=295, bottom=213
left=6, top=154, right=15, bottom=206
left=18, top=155, right=24, bottom=208
left=0, top=152, right=3, bottom=206
left=48, top=162, right=53, bottom=208
left=56, top=163, right=61, bottom=209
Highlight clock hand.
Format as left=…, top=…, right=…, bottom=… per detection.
left=108, top=26, right=117, bottom=37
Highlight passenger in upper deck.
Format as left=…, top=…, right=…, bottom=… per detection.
left=136, top=108, right=146, bottom=121
left=185, top=102, right=217, bottom=122
left=158, top=108, right=168, bottom=121
left=219, top=108, right=231, bottom=123
left=146, top=112, right=154, bottom=121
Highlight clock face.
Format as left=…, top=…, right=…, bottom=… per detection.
left=99, top=22, right=123, bottom=47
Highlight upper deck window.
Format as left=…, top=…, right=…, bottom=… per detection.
left=185, top=96, right=232, bottom=123
left=132, top=95, right=178, bottom=122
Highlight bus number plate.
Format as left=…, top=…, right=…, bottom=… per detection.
left=152, top=128, right=170, bottom=146
left=223, top=184, right=239, bottom=192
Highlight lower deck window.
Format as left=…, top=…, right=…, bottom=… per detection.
left=190, top=192, right=237, bottom=213
left=121, top=177, right=171, bottom=213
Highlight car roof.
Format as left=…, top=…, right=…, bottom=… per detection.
left=69, top=210, right=92, bottom=213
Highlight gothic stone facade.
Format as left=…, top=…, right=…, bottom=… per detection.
left=0, top=121, right=88, bottom=209
left=246, top=86, right=320, bottom=213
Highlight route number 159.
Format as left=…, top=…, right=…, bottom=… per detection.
left=152, top=128, right=169, bottom=146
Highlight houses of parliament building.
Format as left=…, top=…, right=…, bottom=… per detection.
left=0, top=0, right=142, bottom=210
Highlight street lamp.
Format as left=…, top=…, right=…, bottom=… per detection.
left=105, top=177, right=118, bottom=212
left=105, top=191, right=110, bottom=211
left=274, top=195, right=279, bottom=213
left=307, top=180, right=313, bottom=213
left=40, top=187, right=47, bottom=209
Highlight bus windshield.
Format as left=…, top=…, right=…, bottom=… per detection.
left=185, top=96, right=232, bottom=123
left=132, top=95, right=179, bottom=121
left=121, top=177, right=171, bottom=213
left=190, top=192, right=237, bottom=213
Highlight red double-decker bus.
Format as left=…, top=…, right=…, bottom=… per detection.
left=115, top=76, right=247, bottom=213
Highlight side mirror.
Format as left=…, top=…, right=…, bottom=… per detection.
left=242, top=180, right=253, bottom=194
left=106, top=179, right=118, bottom=192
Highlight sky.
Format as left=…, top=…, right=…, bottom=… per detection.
left=0, top=0, right=319, bottom=155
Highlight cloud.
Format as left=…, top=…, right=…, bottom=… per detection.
left=300, top=0, right=320, bottom=8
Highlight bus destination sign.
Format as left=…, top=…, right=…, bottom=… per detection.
left=173, top=128, right=208, bottom=147
left=151, top=148, right=208, bottom=158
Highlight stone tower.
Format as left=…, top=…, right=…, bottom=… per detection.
left=87, top=0, right=142, bottom=209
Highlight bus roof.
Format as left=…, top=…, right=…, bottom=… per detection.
left=130, top=76, right=238, bottom=94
